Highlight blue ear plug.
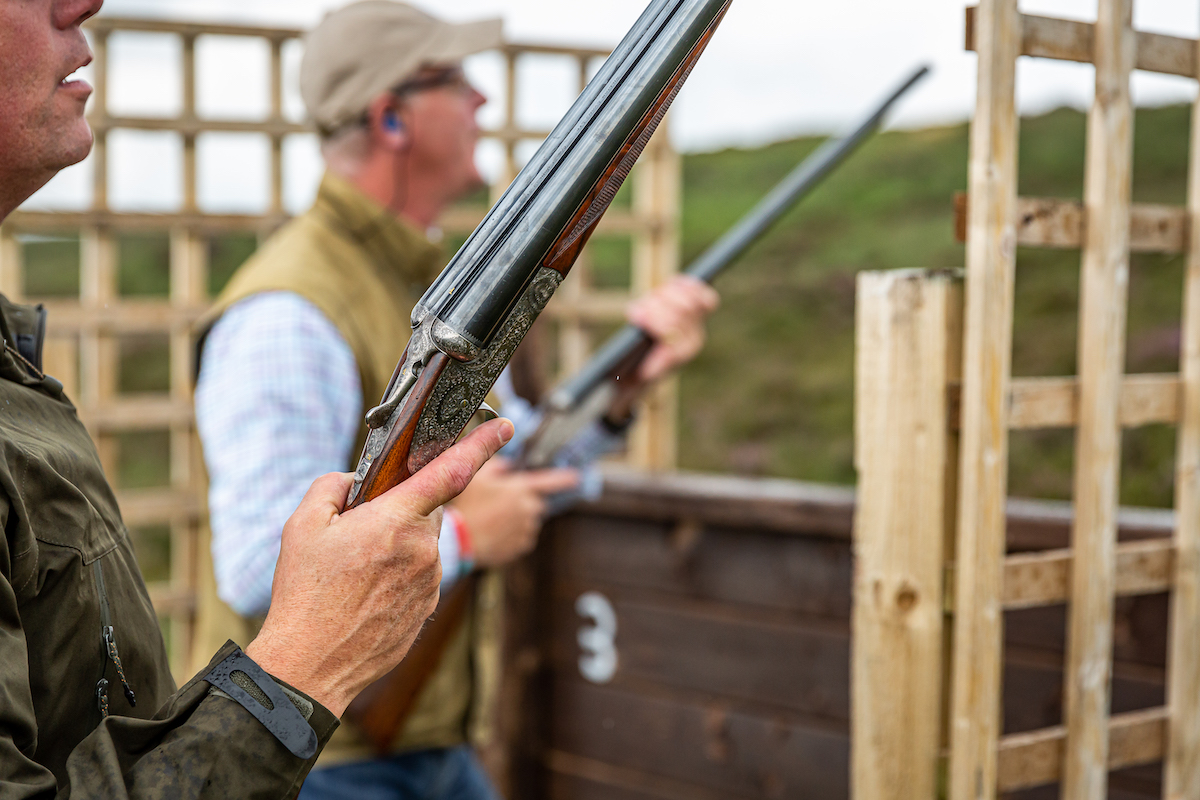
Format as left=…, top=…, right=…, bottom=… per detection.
left=385, top=112, right=404, bottom=133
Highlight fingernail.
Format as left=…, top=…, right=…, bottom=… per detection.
left=497, top=418, right=515, bottom=445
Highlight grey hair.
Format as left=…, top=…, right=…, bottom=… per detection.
left=320, top=126, right=371, bottom=177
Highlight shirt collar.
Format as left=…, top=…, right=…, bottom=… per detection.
left=313, top=171, right=443, bottom=287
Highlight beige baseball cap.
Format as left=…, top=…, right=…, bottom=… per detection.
left=301, top=1, right=503, bottom=135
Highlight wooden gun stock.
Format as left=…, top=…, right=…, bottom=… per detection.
left=344, top=573, right=479, bottom=753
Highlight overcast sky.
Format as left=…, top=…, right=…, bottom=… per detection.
left=22, top=0, right=1200, bottom=214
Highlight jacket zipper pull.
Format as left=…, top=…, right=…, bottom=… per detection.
left=103, top=626, right=137, bottom=707
left=95, top=678, right=110, bottom=718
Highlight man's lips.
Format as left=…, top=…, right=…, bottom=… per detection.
left=58, top=53, right=94, bottom=99
left=58, top=75, right=93, bottom=101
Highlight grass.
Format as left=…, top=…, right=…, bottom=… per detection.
left=18, top=104, right=1193, bottom=509
left=675, top=103, right=1191, bottom=508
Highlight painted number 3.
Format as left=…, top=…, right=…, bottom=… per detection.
left=576, top=591, right=618, bottom=684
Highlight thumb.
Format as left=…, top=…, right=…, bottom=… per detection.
left=387, top=418, right=515, bottom=517
left=288, top=472, right=356, bottom=530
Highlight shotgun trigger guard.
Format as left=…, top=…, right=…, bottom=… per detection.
left=475, top=401, right=499, bottom=422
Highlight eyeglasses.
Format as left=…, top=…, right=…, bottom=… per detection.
left=345, top=66, right=477, bottom=135
left=391, top=66, right=474, bottom=98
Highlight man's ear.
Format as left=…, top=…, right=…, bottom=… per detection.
left=365, top=95, right=410, bottom=152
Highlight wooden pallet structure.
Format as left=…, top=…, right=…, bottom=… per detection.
left=0, top=16, right=681, bottom=675
left=853, top=1, right=1200, bottom=798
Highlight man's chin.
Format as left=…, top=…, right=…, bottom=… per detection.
left=54, top=124, right=94, bottom=171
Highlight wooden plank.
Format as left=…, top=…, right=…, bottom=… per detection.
left=949, top=0, right=1021, bottom=797
left=547, top=773, right=671, bottom=800
left=501, top=41, right=612, bottom=60
left=966, top=7, right=1196, bottom=78
left=39, top=301, right=207, bottom=334
left=42, top=337, right=78, bottom=399
left=552, top=514, right=853, bottom=619
left=91, top=114, right=311, bottom=137
left=146, top=583, right=196, bottom=616
left=543, top=290, right=631, bottom=323
left=91, top=32, right=108, bottom=211
left=77, top=396, right=193, bottom=431
left=548, top=678, right=848, bottom=799
left=91, top=112, right=556, bottom=146
left=545, top=751, right=739, bottom=800
left=4, top=207, right=650, bottom=238
left=1006, top=374, right=1181, bottom=429
left=1002, top=539, right=1174, bottom=609
left=1164, top=26, right=1200, bottom=800
left=953, top=195, right=1188, bottom=253
left=0, top=227, right=23, bottom=299
left=587, top=468, right=1173, bottom=549
left=852, top=270, right=960, bottom=800
left=629, top=133, right=682, bottom=472
left=1006, top=599, right=1171, bottom=672
left=268, top=39, right=284, bottom=217
left=87, top=15, right=304, bottom=40
left=7, top=210, right=286, bottom=235
left=1062, top=2, right=1135, bottom=797
left=548, top=587, right=850, bottom=720
left=997, top=707, right=1167, bottom=793
left=115, top=488, right=204, bottom=527
left=90, top=15, right=612, bottom=60
left=585, top=467, right=857, bottom=539
left=1002, top=653, right=1166, bottom=739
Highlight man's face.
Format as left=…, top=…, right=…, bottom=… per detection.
left=0, top=0, right=100, bottom=207
left=404, top=66, right=488, bottom=199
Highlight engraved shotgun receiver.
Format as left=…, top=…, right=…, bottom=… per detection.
left=517, top=64, right=932, bottom=469
left=341, top=0, right=732, bottom=753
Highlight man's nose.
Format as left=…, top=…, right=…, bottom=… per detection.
left=54, top=0, right=105, bottom=29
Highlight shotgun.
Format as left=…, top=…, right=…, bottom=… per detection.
left=342, top=0, right=732, bottom=752
left=516, top=64, right=932, bottom=469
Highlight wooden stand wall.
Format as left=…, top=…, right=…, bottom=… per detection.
left=852, top=270, right=961, bottom=799
left=0, top=16, right=682, bottom=674
left=853, top=3, right=1200, bottom=798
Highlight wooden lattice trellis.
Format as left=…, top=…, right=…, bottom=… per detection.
left=0, top=15, right=681, bottom=675
left=853, top=2, right=1200, bottom=799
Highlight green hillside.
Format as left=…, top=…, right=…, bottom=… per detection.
left=675, top=104, right=1190, bottom=508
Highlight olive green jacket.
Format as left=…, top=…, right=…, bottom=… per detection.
left=193, top=173, right=505, bottom=763
left=0, top=294, right=338, bottom=798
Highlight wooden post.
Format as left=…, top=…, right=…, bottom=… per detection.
left=79, top=227, right=118, bottom=476
left=268, top=38, right=285, bottom=218
left=0, top=228, right=22, bottom=300
left=948, top=0, right=1021, bottom=798
left=1062, top=3, right=1135, bottom=798
left=1164, top=27, right=1200, bottom=800
left=853, top=269, right=962, bottom=800
left=493, top=50, right=520, bottom=201
left=168, top=226, right=204, bottom=676
left=181, top=34, right=197, bottom=214
left=629, top=127, right=682, bottom=471
left=90, top=30, right=109, bottom=211
left=555, top=54, right=597, bottom=384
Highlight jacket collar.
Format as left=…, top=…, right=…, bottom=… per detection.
left=313, top=172, right=443, bottom=288
left=0, top=294, right=60, bottom=393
